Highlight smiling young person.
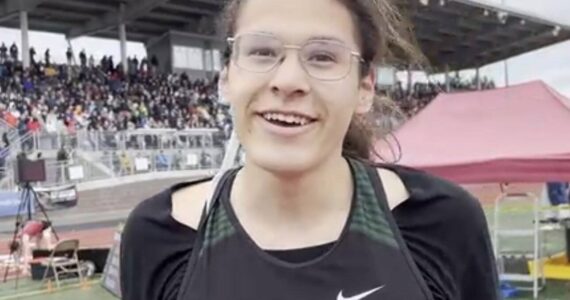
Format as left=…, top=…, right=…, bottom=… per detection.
left=120, top=0, right=499, bottom=299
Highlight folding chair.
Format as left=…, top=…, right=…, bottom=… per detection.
left=41, top=239, right=83, bottom=288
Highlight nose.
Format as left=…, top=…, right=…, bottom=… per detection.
left=269, top=53, right=310, bottom=98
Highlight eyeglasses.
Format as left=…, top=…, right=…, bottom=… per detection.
left=227, top=33, right=365, bottom=81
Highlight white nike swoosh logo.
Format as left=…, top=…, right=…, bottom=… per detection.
left=337, top=285, right=385, bottom=300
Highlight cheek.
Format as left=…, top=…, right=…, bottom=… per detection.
left=226, top=82, right=262, bottom=133
left=227, top=66, right=271, bottom=103
left=227, top=68, right=266, bottom=105
left=316, top=86, right=358, bottom=140
left=318, top=81, right=360, bottom=118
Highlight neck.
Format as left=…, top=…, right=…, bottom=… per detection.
left=232, top=155, right=353, bottom=224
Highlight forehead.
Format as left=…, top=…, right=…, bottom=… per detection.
left=235, top=0, right=358, bottom=48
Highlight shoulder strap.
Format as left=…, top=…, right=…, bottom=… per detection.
left=204, top=131, right=241, bottom=214
left=197, top=168, right=236, bottom=233
left=362, top=162, right=434, bottom=300
left=176, top=168, right=235, bottom=300
left=177, top=130, right=241, bottom=300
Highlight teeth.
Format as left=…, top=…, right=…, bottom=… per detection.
left=262, top=113, right=312, bottom=126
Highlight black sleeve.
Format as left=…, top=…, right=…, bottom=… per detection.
left=120, top=189, right=198, bottom=300
left=393, top=180, right=499, bottom=300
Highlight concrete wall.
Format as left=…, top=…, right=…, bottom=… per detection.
left=145, top=31, right=226, bottom=79
left=146, top=33, right=172, bottom=74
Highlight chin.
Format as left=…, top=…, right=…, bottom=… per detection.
left=246, top=145, right=323, bottom=178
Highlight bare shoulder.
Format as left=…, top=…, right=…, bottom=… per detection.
left=377, top=168, right=409, bottom=210
left=171, top=180, right=213, bottom=229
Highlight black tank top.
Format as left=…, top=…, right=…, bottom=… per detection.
left=177, top=158, right=433, bottom=300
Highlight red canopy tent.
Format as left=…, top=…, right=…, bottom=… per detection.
left=375, top=80, right=570, bottom=184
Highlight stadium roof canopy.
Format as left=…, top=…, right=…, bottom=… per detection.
left=0, top=0, right=569, bottom=71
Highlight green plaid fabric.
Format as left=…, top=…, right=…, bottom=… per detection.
left=199, top=203, right=236, bottom=256
left=348, top=159, right=399, bottom=249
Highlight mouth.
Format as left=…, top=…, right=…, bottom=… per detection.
left=256, top=111, right=318, bottom=128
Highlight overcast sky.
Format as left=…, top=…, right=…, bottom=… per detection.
left=475, top=0, right=570, bottom=96
left=0, top=0, right=569, bottom=96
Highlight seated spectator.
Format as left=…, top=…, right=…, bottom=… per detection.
left=119, top=152, right=132, bottom=175
left=155, top=150, right=169, bottom=171
left=1, top=42, right=494, bottom=136
left=0, top=43, right=232, bottom=134
left=382, top=76, right=495, bottom=119
left=542, top=182, right=570, bottom=222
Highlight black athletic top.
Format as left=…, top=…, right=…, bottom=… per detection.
left=121, top=158, right=499, bottom=300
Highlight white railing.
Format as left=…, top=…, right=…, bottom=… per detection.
left=0, top=128, right=227, bottom=190
left=0, top=119, right=36, bottom=158
left=23, top=128, right=226, bottom=153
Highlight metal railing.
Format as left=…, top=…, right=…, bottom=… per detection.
left=99, top=149, right=223, bottom=177
left=24, top=128, right=225, bottom=153
left=0, top=119, right=36, bottom=159
left=0, top=128, right=227, bottom=189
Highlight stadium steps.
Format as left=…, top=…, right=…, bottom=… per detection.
left=75, top=151, right=114, bottom=179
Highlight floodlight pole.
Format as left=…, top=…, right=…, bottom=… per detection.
left=502, top=0, right=510, bottom=88
left=119, top=2, right=128, bottom=73
left=20, top=11, right=30, bottom=69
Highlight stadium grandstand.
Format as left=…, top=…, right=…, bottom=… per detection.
left=1, top=0, right=569, bottom=72
left=0, top=0, right=568, bottom=299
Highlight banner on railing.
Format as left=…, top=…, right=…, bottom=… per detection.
left=187, top=154, right=199, bottom=167
left=0, top=191, right=30, bottom=218
left=68, top=165, right=85, bottom=181
left=135, top=158, right=150, bottom=172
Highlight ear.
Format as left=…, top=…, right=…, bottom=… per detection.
left=355, top=69, right=376, bottom=114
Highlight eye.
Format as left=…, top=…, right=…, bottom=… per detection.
left=247, top=47, right=277, bottom=57
left=309, top=52, right=336, bottom=63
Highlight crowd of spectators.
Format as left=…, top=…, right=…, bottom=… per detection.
left=0, top=42, right=232, bottom=142
left=387, top=75, right=496, bottom=118
left=1, top=41, right=496, bottom=144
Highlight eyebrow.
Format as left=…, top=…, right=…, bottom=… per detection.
left=248, top=31, right=348, bottom=45
left=307, top=35, right=347, bottom=44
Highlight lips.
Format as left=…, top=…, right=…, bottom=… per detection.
left=255, top=110, right=318, bottom=137
left=257, top=111, right=317, bottom=127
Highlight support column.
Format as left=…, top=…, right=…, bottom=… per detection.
left=66, top=38, right=77, bottom=65
left=406, top=67, right=412, bottom=95
left=119, top=3, right=128, bottom=73
left=20, top=11, right=30, bottom=69
left=202, top=47, right=209, bottom=72
left=503, top=59, right=510, bottom=87
left=444, top=65, right=450, bottom=92
left=501, top=0, right=509, bottom=89
left=207, top=46, right=215, bottom=80
left=209, top=47, right=214, bottom=71
left=476, top=67, right=481, bottom=90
